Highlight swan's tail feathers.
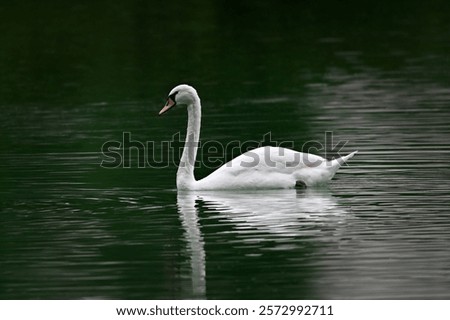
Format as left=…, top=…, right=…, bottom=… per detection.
left=339, top=150, right=358, bottom=163
left=327, top=150, right=358, bottom=173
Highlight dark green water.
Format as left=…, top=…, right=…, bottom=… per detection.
left=1, top=1, right=450, bottom=299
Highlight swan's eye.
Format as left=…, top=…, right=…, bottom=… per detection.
left=169, top=91, right=178, bottom=102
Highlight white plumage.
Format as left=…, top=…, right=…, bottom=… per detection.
left=159, top=84, right=357, bottom=190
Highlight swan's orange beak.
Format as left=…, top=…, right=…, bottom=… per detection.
left=159, top=97, right=176, bottom=115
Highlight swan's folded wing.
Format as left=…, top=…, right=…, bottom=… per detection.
left=222, top=147, right=325, bottom=173
left=195, top=147, right=327, bottom=190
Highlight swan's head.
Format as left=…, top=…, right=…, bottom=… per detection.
left=159, top=84, right=199, bottom=115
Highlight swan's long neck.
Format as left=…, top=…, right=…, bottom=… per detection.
left=177, top=97, right=201, bottom=189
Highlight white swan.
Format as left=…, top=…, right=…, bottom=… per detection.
left=159, top=84, right=357, bottom=190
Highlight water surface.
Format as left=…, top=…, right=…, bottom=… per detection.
left=1, top=0, right=450, bottom=299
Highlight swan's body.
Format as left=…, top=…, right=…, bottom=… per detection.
left=159, top=84, right=357, bottom=190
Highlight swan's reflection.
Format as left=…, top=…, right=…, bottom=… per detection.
left=197, top=189, right=348, bottom=239
left=177, top=188, right=349, bottom=297
left=177, top=192, right=206, bottom=298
